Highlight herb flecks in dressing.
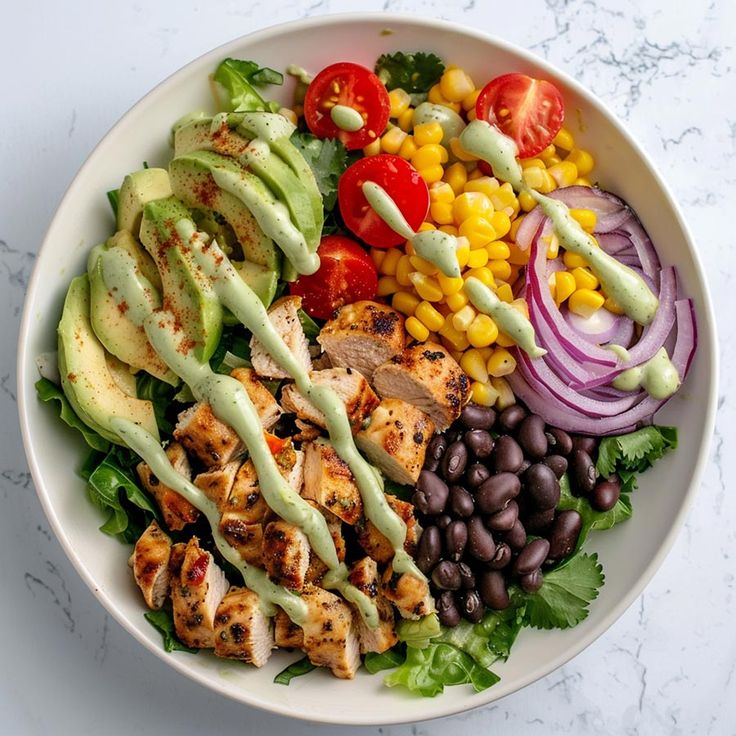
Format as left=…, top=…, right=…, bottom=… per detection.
left=612, top=346, right=680, bottom=399
left=330, top=105, right=364, bottom=132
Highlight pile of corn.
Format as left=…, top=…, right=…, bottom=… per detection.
left=367, top=66, right=614, bottom=409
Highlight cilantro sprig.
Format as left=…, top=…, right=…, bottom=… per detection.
left=375, top=51, right=445, bottom=93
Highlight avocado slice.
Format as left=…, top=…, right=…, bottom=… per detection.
left=116, top=168, right=173, bottom=234
left=105, top=352, right=138, bottom=396
left=139, top=197, right=223, bottom=362
left=234, top=260, right=278, bottom=307
left=173, top=119, right=214, bottom=158
left=58, top=275, right=159, bottom=445
left=106, top=229, right=162, bottom=292
left=87, top=244, right=178, bottom=385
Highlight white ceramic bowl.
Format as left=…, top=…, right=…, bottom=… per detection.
left=17, top=13, right=717, bottom=726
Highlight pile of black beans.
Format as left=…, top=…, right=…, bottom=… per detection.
left=412, top=402, right=622, bottom=627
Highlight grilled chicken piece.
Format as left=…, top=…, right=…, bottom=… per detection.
left=280, top=368, right=379, bottom=433
left=222, top=459, right=270, bottom=524
left=302, top=439, right=363, bottom=524
left=318, top=301, right=405, bottom=381
left=274, top=608, right=304, bottom=649
left=131, top=521, right=172, bottom=610
left=262, top=520, right=311, bottom=590
left=355, top=399, right=435, bottom=486
left=219, top=519, right=264, bottom=566
left=294, top=418, right=322, bottom=442
left=171, top=537, right=229, bottom=648
left=214, top=587, right=274, bottom=666
left=372, top=342, right=471, bottom=430
left=230, top=367, right=282, bottom=430
left=381, top=566, right=433, bottom=620
left=356, top=495, right=419, bottom=564
left=136, top=442, right=199, bottom=531
left=300, top=585, right=361, bottom=679
left=303, top=502, right=346, bottom=585
left=193, top=460, right=241, bottom=511
left=250, top=296, right=312, bottom=379
left=349, top=558, right=398, bottom=654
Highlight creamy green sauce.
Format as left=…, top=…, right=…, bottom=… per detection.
left=413, top=102, right=466, bottom=147
left=286, top=64, right=313, bottom=85
left=362, top=181, right=415, bottom=240
left=612, top=346, right=680, bottom=399
left=330, top=104, right=364, bottom=132
left=459, top=120, right=524, bottom=191
left=465, top=277, right=546, bottom=358
left=607, top=343, right=631, bottom=363
left=231, top=111, right=296, bottom=143
left=98, top=247, right=160, bottom=327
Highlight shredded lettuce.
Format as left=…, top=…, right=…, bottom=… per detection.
left=374, top=51, right=445, bottom=93
left=274, top=656, right=317, bottom=685
left=396, top=612, right=440, bottom=648
left=213, top=58, right=282, bottom=113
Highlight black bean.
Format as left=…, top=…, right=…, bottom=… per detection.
left=432, top=560, right=462, bottom=590
left=465, top=429, right=494, bottom=459
left=479, top=570, right=510, bottom=610
left=571, top=435, right=597, bottom=457
left=548, top=427, right=573, bottom=456
left=449, top=485, right=475, bottom=518
left=543, top=454, right=568, bottom=478
left=514, top=538, right=551, bottom=575
left=415, top=526, right=442, bottom=574
left=440, top=441, right=468, bottom=484
left=435, top=514, right=452, bottom=530
left=524, top=463, right=560, bottom=510
left=592, top=477, right=621, bottom=511
left=460, top=404, right=497, bottom=430
left=414, top=470, right=450, bottom=514
left=497, top=404, right=527, bottom=433
left=458, top=562, right=476, bottom=589
left=523, top=506, right=556, bottom=533
left=461, top=589, right=484, bottom=623
left=493, top=435, right=524, bottom=473
left=423, top=435, right=446, bottom=472
left=465, top=462, right=490, bottom=490
left=520, top=569, right=544, bottom=593
left=570, top=449, right=597, bottom=495
left=547, top=510, right=583, bottom=562
left=476, top=472, right=521, bottom=514
left=504, top=519, right=527, bottom=550
left=485, top=499, right=519, bottom=532
left=437, top=591, right=461, bottom=627
left=467, top=516, right=496, bottom=561
left=515, top=459, right=532, bottom=476
left=445, top=520, right=468, bottom=561
left=517, top=415, right=548, bottom=459
left=486, top=542, right=512, bottom=569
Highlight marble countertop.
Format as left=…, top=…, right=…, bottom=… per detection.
left=2, top=0, right=733, bottom=733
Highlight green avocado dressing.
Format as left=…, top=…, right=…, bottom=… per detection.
left=458, top=120, right=524, bottom=191
left=612, top=346, right=680, bottom=399
left=330, top=105, right=364, bottom=132
left=97, top=247, right=159, bottom=327
left=607, top=343, right=631, bottom=363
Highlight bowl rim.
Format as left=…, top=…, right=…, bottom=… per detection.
left=16, top=10, right=719, bottom=726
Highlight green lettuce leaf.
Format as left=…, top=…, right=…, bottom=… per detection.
left=144, top=608, right=198, bottom=653
left=364, top=645, right=405, bottom=674
left=213, top=58, right=282, bottom=113
left=396, top=613, right=440, bottom=649
left=297, top=309, right=321, bottom=341
left=135, top=373, right=177, bottom=435
left=273, top=656, right=317, bottom=685
left=375, top=51, right=445, bottom=93
left=106, top=189, right=119, bottom=218
left=289, top=131, right=347, bottom=211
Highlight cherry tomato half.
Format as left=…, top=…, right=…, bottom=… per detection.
left=290, top=235, right=378, bottom=319
left=338, top=154, right=430, bottom=248
left=476, top=73, right=565, bottom=159
left=304, top=62, right=390, bottom=150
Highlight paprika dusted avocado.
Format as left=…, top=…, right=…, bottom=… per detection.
left=116, top=168, right=173, bottom=234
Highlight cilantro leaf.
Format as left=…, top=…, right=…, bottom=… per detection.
left=213, top=58, right=282, bottom=113
left=375, top=51, right=445, bottom=93
left=596, top=426, right=677, bottom=478
left=274, top=656, right=317, bottom=685
left=145, top=608, right=198, bottom=653
left=289, top=130, right=347, bottom=211
left=523, top=552, right=604, bottom=630
left=364, top=645, right=405, bottom=674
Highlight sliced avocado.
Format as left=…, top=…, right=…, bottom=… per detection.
left=87, top=245, right=178, bottom=385
left=105, top=352, right=137, bottom=396
left=170, top=110, right=210, bottom=149
left=116, top=168, right=173, bottom=234
left=106, top=229, right=162, bottom=292
left=139, top=197, right=223, bottom=362
left=173, top=119, right=214, bottom=157
left=191, top=208, right=240, bottom=256
left=168, top=152, right=279, bottom=270
left=58, top=275, right=159, bottom=445
left=234, top=260, right=278, bottom=307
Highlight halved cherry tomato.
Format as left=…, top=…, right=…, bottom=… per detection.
left=290, top=235, right=378, bottom=319
left=304, top=62, right=390, bottom=150
left=476, top=73, right=565, bottom=159
left=338, top=154, right=429, bottom=248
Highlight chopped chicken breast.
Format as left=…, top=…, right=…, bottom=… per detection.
left=131, top=521, right=172, bottom=610
left=356, top=495, right=419, bottom=564
left=348, top=557, right=398, bottom=654
left=274, top=608, right=304, bottom=649
left=230, top=367, right=282, bottom=430
left=262, top=520, right=311, bottom=590
left=193, top=460, right=241, bottom=511
left=214, top=586, right=274, bottom=667
left=381, top=565, right=434, bottom=620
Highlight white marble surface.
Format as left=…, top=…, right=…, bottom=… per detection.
left=2, top=0, right=734, bottom=733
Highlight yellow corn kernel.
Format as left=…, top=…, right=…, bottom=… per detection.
left=479, top=346, right=494, bottom=361
left=604, top=295, right=625, bottom=315
left=370, top=248, right=386, bottom=269
left=467, top=248, right=490, bottom=269
left=439, top=319, right=471, bottom=351
left=452, top=304, right=477, bottom=332
left=409, top=254, right=439, bottom=275
left=417, top=221, right=437, bottom=233
left=449, top=350, right=464, bottom=363
left=419, top=165, right=445, bottom=184
left=414, top=121, right=444, bottom=146
left=509, top=216, right=525, bottom=242
left=459, top=215, right=496, bottom=249
left=467, top=314, right=499, bottom=348
left=429, top=181, right=456, bottom=204
left=376, top=275, right=401, bottom=296
left=522, top=166, right=546, bottom=190
left=487, top=347, right=517, bottom=377
left=470, top=380, right=499, bottom=407
left=428, top=83, right=462, bottom=112
left=575, top=176, right=593, bottom=187
left=445, top=290, right=469, bottom=312
left=453, top=192, right=494, bottom=224
left=553, top=127, right=575, bottom=151
left=440, top=68, right=475, bottom=102
left=443, top=162, right=468, bottom=195
left=278, top=107, right=298, bottom=126
left=397, top=107, right=414, bottom=132
left=538, top=169, right=558, bottom=193
left=405, top=316, right=430, bottom=342
left=486, top=240, right=511, bottom=260
left=415, top=301, right=445, bottom=332
left=460, top=349, right=489, bottom=383
left=439, top=224, right=459, bottom=236
left=467, top=166, right=483, bottom=180
left=547, top=161, right=578, bottom=188
left=412, top=143, right=448, bottom=170
left=489, top=182, right=517, bottom=212
left=569, top=208, right=597, bottom=233
left=464, top=175, right=500, bottom=199
left=430, top=201, right=455, bottom=225
left=566, top=148, right=594, bottom=176
left=489, top=259, right=512, bottom=281
left=392, top=291, right=421, bottom=316
left=388, top=88, right=411, bottom=118
left=571, top=266, right=599, bottom=291
left=491, top=377, right=516, bottom=410
left=544, top=155, right=562, bottom=167
left=464, top=266, right=494, bottom=287
left=507, top=242, right=530, bottom=265
left=496, top=282, right=514, bottom=302
left=362, top=138, right=382, bottom=157
left=379, top=247, right=402, bottom=276
left=467, top=109, right=478, bottom=121
left=397, top=135, right=418, bottom=160
left=395, top=254, right=413, bottom=286
left=438, top=273, right=464, bottom=296
left=544, top=232, right=560, bottom=259
left=409, top=272, right=443, bottom=302
left=519, top=190, right=537, bottom=212
left=495, top=331, right=516, bottom=348
left=553, top=271, right=576, bottom=306
left=521, top=158, right=547, bottom=170
left=563, top=250, right=589, bottom=269
left=381, top=127, right=408, bottom=154
left=568, top=288, right=605, bottom=318
left=490, top=210, right=511, bottom=239
left=455, top=237, right=471, bottom=269
left=462, top=88, right=481, bottom=111
left=449, top=137, right=478, bottom=162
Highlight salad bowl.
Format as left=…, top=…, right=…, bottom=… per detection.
left=17, top=13, right=717, bottom=725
